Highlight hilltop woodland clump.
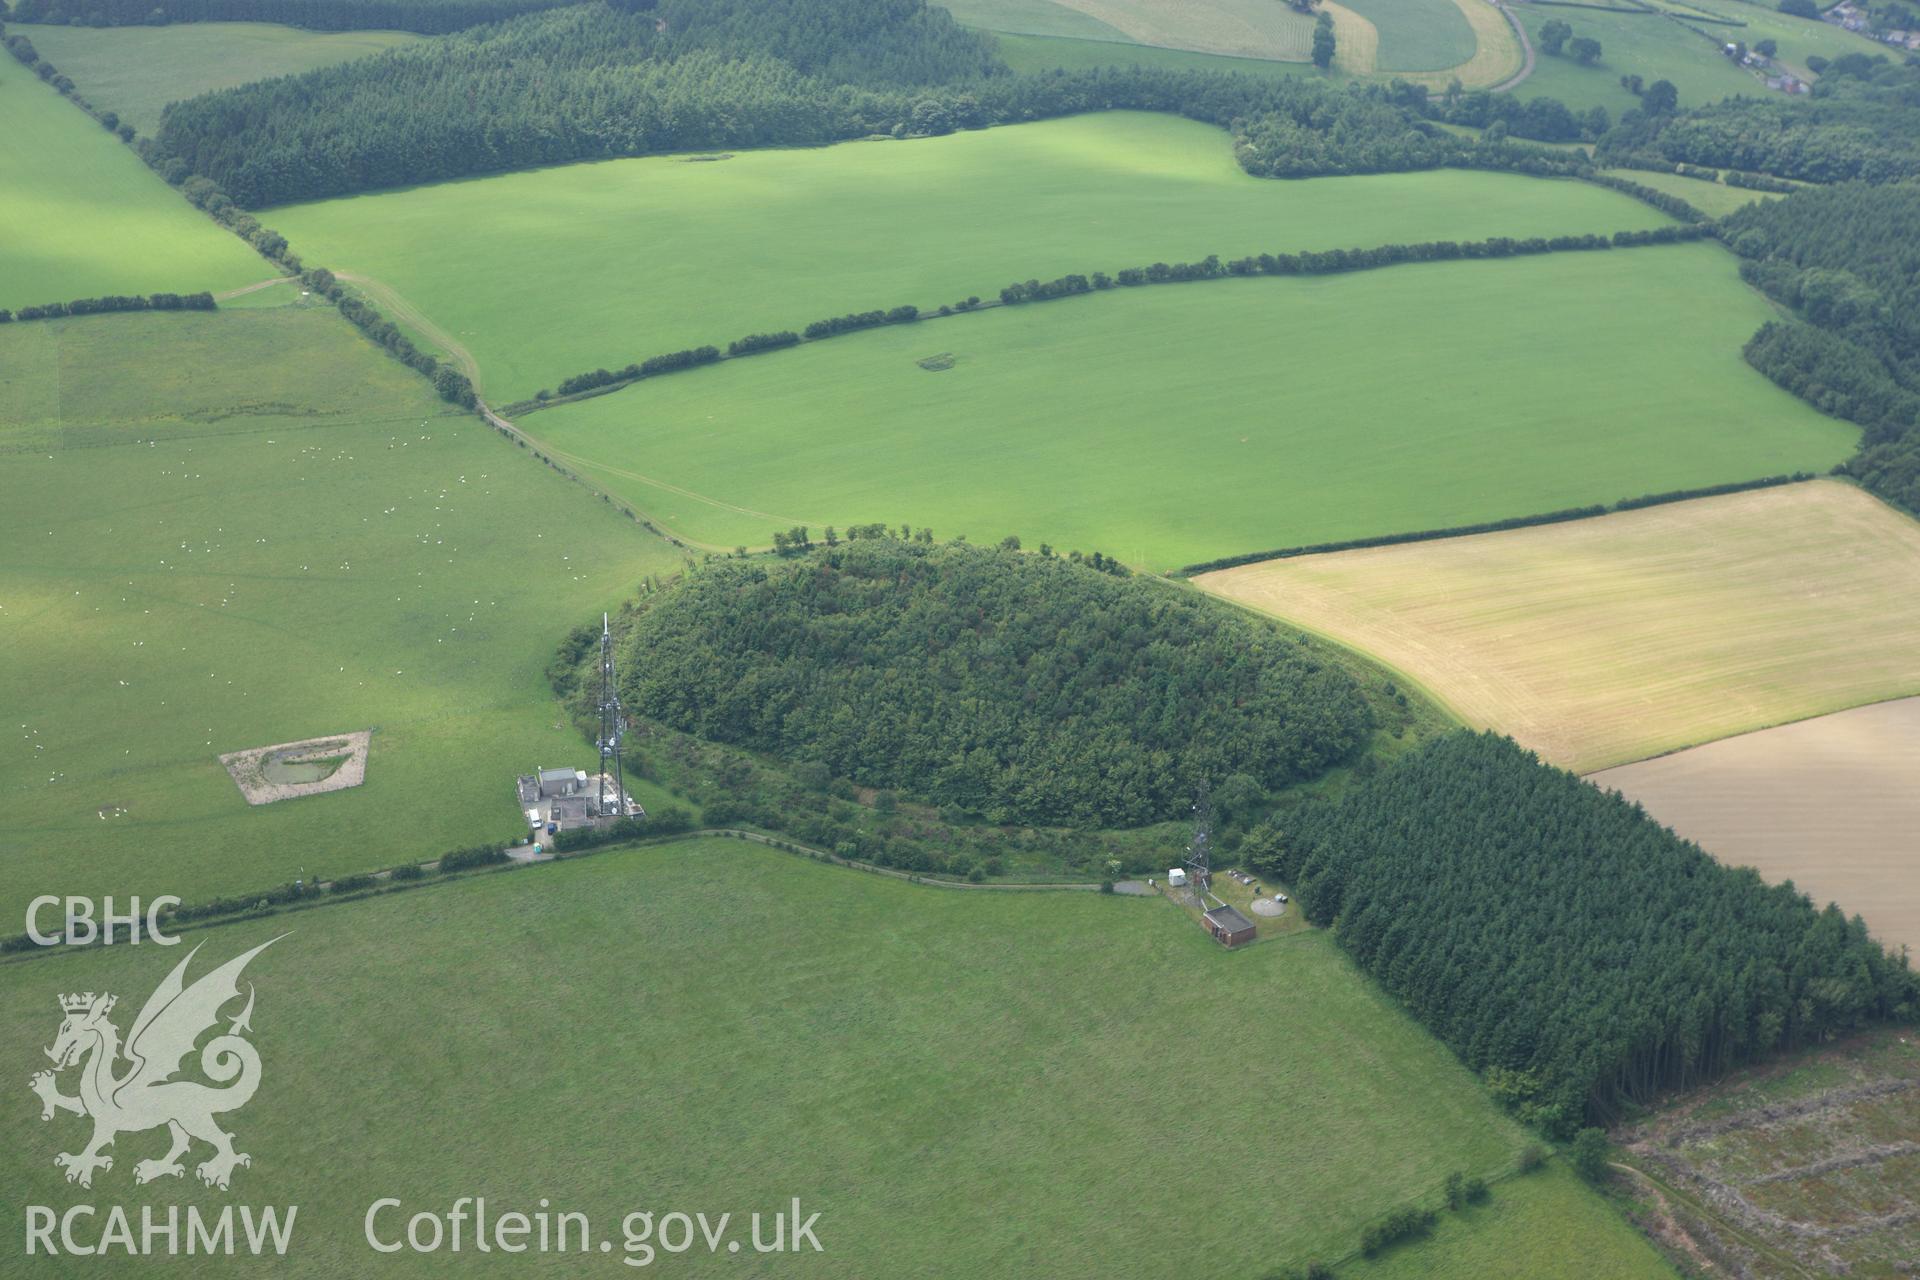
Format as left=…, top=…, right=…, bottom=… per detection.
left=1246, top=733, right=1917, bottom=1136
left=601, top=538, right=1373, bottom=829
left=1720, top=181, right=1920, bottom=514
left=144, top=0, right=1599, bottom=207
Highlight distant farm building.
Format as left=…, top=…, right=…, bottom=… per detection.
left=1204, top=903, right=1257, bottom=949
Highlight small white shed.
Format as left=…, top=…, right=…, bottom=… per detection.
left=1167, top=868, right=1188, bottom=887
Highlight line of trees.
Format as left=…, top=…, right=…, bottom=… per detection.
left=5, top=29, right=135, bottom=141
left=1582, top=171, right=1709, bottom=223
left=553, top=345, right=720, bottom=397
left=532, top=305, right=922, bottom=402
left=0, top=291, right=215, bottom=323
left=803, top=305, right=918, bottom=339
left=994, top=227, right=1713, bottom=312
left=727, top=331, right=799, bottom=357
left=4, top=15, right=476, bottom=417
left=530, top=227, right=1715, bottom=408
left=1245, top=732, right=1917, bottom=1136
left=1180, top=474, right=1814, bottom=574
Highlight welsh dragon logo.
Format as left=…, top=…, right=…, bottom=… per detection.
left=28, top=937, right=281, bottom=1191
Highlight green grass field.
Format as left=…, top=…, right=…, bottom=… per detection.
left=525, top=243, right=1853, bottom=571
left=991, top=29, right=1332, bottom=75
left=269, top=113, right=1674, bottom=402
left=0, top=303, right=685, bottom=922
left=23, top=22, right=420, bottom=135
left=1339, top=0, right=1478, bottom=71
left=1665, top=0, right=1899, bottom=83
left=0, top=65, right=266, bottom=309
left=0, top=838, right=1674, bottom=1278
left=941, top=0, right=1137, bottom=41
left=944, top=0, right=1321, bottom=60
left=1349, top=1165, right=1674, bottom=1279
left=1514, top=4, right=1895, bottom=112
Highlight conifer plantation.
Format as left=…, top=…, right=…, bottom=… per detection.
left=1249, top=733, right=1918, bottom=1135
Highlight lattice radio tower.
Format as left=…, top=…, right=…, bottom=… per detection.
left=1183, top=780, right=1213, bottom=905
left=596, top=612, right=628, bottom=819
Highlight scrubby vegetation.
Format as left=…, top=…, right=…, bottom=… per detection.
left=608, top=538, right=1373, bottom=828
left=1247, top=732, right=1917, bottom=1135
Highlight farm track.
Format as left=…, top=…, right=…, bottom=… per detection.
left=332, top=270, right=756, bottom=554
left=213, top=274, right=294, bottom=301
left=1490, top=0, right=1535, bottom=91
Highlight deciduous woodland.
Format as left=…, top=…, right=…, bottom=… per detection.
left=613, top=539, right=1373, bottom=827
left=1722, top=181, right=1920, bottom=514
left=1247, top=733, right=1918, bottom=1135
left=1598, top=58, right=1920, bottom=184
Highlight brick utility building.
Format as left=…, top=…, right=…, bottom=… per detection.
left=1203, top=903, right=1257, bottom=948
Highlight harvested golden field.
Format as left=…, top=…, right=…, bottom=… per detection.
left=1593, top=697, right=1920, bottom=954
left=1197, top=480, right=1920, bottom=773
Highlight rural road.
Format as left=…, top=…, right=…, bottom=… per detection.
left=1490, top=0, right=1535, bottom=93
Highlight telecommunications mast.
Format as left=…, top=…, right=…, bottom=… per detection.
left=596, top=612, right=628, bottom=819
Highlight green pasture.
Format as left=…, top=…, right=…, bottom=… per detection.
left=0, top=838, right=1672, bottom=1278
left=940, top=0, right=1136, bottom=42
left=1660, top=0, right=1898, bottom=82
left=1340, top=0, right=1479, bottom=71
left=1514, top=2, right=1889, bottom=113
left=1347, top=1164, right=1675, bottom=1279
left=1599, top=166, right=1782, bottom=217
left=527, top=242, right=1854, bottom=571
left=1511, top=8, right=1755, bottom=113
left=0, top=65, right=265, bottom=309
left=946, top=0, right=1319, bottom=60
left=0, top=304, right=685, bottom=922
left=24, top=22, right=420, bottom=135
left=269, top=112, right=1673, bottom=402
left=991, top=29, right=1329, bottom=75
